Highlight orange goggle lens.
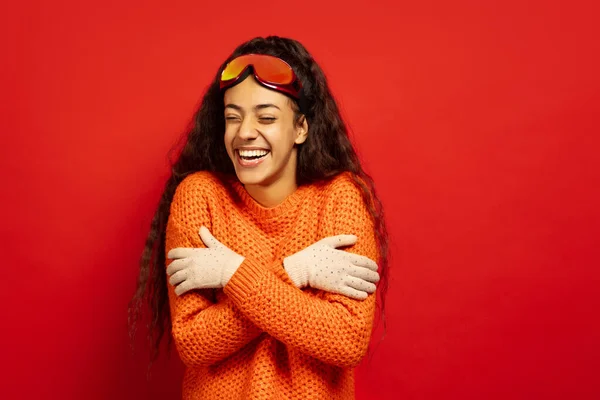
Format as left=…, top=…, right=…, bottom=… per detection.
left=220, top=54, right=297, bottom=95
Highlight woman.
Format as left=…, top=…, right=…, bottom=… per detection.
left=130, top=36, right=390, bottom=399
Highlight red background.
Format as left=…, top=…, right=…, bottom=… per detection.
left=1, top=0, right=599, bottom=399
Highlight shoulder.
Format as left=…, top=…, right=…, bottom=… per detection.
left=171, top=171, right=233, bottom=218
left=175, top=171, right=229, bottom=199
left=318, top=172, right=376, bottom=236
left=313, top=172, right=374, bottom=223
left=322, top=171, right=368, bottom=203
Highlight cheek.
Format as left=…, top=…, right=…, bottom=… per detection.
left=269, top=125, right=297, bottom=150
left=223, top=130, right=234, bottom=153
left=280, top=128, right=299, bottom=151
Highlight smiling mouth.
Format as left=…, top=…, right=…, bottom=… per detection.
left=235, top=149, right=271, bottom=168
left=237, top=150, right=271, bottom=161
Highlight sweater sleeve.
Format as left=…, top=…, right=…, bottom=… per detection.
left=223, top=177, right=379, bottom=368
left=165, top=177, right=262, bottom=367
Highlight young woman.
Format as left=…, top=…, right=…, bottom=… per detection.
left=130, top=36, right=390, bottom=399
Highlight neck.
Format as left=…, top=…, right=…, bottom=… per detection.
left=244, top=177, right=298, bottom=208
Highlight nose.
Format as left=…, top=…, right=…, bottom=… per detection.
left=236, top=116, right=259, bottom=141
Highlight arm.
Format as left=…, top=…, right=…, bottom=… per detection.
left=165, top=181, right=263, bottom=367
left=223, top=179, right=379, bottom=368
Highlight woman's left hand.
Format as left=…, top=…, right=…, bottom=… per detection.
left=167, top=226, right=245, bottom=296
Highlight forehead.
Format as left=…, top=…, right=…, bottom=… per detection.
left=223, top=76, right=288, bottom=107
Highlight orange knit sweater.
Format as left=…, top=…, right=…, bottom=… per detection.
left=165, top=170, right=379, bottom=400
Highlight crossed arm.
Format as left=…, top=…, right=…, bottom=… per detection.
left=166, top=219, right=269, bottom=366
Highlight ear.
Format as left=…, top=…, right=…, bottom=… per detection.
left=294, top=116, right=309, bottom=145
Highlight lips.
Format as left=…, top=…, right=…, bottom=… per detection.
left=235, top=149, right=270, bottom=168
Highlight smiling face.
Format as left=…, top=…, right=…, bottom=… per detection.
left=223, top=75, right=308, bottom=191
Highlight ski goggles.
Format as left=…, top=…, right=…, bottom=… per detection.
left=219, top=54, right=306, bottom=111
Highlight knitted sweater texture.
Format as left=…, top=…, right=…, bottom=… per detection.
left=165, top=171, right=379, bottom=400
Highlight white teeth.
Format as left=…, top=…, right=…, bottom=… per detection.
left=238, top=149, right=269, bottom=157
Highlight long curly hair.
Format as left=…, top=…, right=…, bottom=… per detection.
left=128, top=35, right=390, bottom=364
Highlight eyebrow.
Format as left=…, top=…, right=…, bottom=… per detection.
left=224, top=103, right=281, bottom=111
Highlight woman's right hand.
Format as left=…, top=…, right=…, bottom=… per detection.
left=283, top=235, right=380, bottom=300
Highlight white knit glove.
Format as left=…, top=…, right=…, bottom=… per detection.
left=167, top=226, right=245, bottom=296
left=283, top=235, right=380, bottom=300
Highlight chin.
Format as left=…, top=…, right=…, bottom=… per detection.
left=234, top=169, right=270, bottom=186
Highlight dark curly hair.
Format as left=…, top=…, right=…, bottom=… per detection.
left=128, top=35, right=390, bottom=365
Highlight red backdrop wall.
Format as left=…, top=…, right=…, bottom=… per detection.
left=1, top=0, right=599, bottom=399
